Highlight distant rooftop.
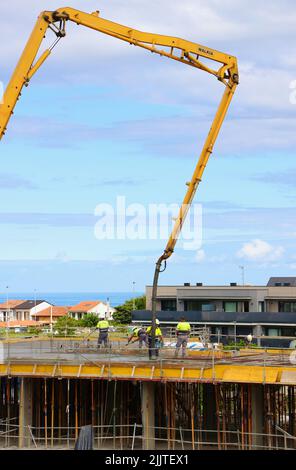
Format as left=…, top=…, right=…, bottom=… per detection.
left=13, top=300, right=49, bottom=310
left=0, top=300, right=25, bottom=310
left=31, top=306, right=69, bottom=317
left=148, top=277, right=296, bottom=288
left=69, top=301, right=103, bottom=312
left=267, top=277, right=296, bottom=287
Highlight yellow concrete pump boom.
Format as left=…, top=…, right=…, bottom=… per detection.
left=0, top=7, right=239, bottom=356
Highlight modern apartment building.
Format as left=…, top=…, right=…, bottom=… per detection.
left=133, top=277, right=296, bottom=347
left=145, top=277, right=296, bottom=314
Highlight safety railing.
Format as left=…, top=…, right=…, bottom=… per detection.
left=0, top=421, right=295, bottom=450
left=1, top=323, right=296, bottom=349
left=1, top=338, right=296, bottom=374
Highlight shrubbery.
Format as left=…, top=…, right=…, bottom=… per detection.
left=113, top=295, right=146, bottom=324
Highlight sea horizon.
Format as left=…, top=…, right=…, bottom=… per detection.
left=0, top=291, right=144, bottom=307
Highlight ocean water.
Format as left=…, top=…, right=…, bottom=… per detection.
left=0, top=292, right=144, bottom=308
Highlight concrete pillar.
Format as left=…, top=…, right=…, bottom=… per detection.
left=253, top=325, right=263, bottom=347
left=19, top=378, right=33, bottom=448
left=141, top=382, right=155, bottom=450
left=203, top=384, right=218, bottom=443
left=251, top=384, right=264, bottom=450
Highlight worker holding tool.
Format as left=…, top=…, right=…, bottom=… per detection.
left=175, top=317, right=191, bottom=358
left=146, top=319, right=163, bottom=360
left=96, top=313, right=110, bottom=349
left=127, top=326, right=147, bottom=348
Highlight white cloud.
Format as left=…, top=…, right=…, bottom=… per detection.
left=195, top=249, right=205, bottom=262
left=55, top=251, right=70, bottom=263
left=237, top=239, right=284, bottom=261
left=1, top=0, right=296, bottom=156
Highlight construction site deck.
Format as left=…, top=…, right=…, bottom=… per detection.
left=0, top=337, right=296, bottom=450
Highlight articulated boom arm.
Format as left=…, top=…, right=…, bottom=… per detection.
left=0, top=7, right=239, bottom=354
left=0, top=7, right=238, bottom=139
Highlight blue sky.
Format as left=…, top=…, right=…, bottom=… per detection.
left=0, top=0, right=296, bottom=293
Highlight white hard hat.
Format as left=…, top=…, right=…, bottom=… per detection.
left=155, top=319, right=160, bottom=325
left=99, top=313, right=105, bottom=319
left=247, top=334, right=253, bottom=342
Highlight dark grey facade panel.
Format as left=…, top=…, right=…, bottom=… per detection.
left=132, top=310, right=296, bottom=324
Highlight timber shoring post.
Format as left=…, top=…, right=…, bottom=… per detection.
left=51, top=379, right=54, bottom=448
left=91, top=379, right=94, bottom=428
left=113, top=380, right=117, bottom=450
left=120, top=382, right=123, bottom=450
left=67, top=379, right=70, bottom=448
left=5, top=378, right=10, bottom=448
left=172, top=384, right=176, bottom=450
left=44, top=378, right=48, bottom=449
left=248, top=384, right=252, bottom=450
left=221, top=385, right=226, bottom=450
left=215, top=384, right=221, bottom=450
left=75, top=380, right=78, bottom=442
left=58, top=380, right=62, bottom=445
left=164, top=382, right=169, bottom=449
left=37, top=379, right=40, bottom=444
left=127, top=382, right=131, bottom=449
left=97, top=380, right=100, bottom=449
left=240, top=385, right=244, bottom=451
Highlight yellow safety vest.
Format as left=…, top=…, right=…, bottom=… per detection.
left=133, top=328, right=145, bottom=337
left=97, top=320, right=109, bottom=330
left=146, top=326, right=162, bottom=337
left=176, top=322, right=191, bottom=333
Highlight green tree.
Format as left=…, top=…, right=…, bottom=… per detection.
left=113, top=295, right=146, bottom=324
left=78, top=313, right=99, bottom=328
left=55, top=315, right=79, bottom=336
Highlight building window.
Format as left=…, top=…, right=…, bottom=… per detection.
left=160, top=300, right=177, bottom=311
left=267, top=328, right=280, bottom=337
left=223, top=302, right=237, bottom=312
left=236, top=326, right=253, bottom=336
left=281, top=327, right=296, bottom=337
left=259, top=301, right=265, bottom=312
left=184, top=300, right=216, bottom=311
left=279, top=302, right=296, bottom=313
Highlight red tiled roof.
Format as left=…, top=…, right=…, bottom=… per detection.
left=31, top=306, right=69, bottom=317
left=69, top=301, right=102, bottom=313
left=0, top=300, right=25, bottom=309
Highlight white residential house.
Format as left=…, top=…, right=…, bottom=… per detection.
left=0, top=300, right=52, bottom=322
left=0, top=300, right=25, bottom=322
left=68, top=301, right=115, bottom=320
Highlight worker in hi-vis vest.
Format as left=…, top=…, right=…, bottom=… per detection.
left=146, top=319, right=163, bottom=359
left=127, top=326, right=147, bottom=348
left=175, top=317, right=191, bottom=358
left=96, top=313, right=109, bottom=348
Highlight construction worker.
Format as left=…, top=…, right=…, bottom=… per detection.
left=96, top=313, right=110, bottom=348
left=175, top=317, right=191, bottom=358
left=146, top=319, right=163, bottom=360
left=127, top=326, right=147, bottom=348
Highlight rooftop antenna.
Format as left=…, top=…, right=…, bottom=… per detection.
left=239, top=266, right=245, bottom=286
left=132, top=281, right=136, bottom=311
